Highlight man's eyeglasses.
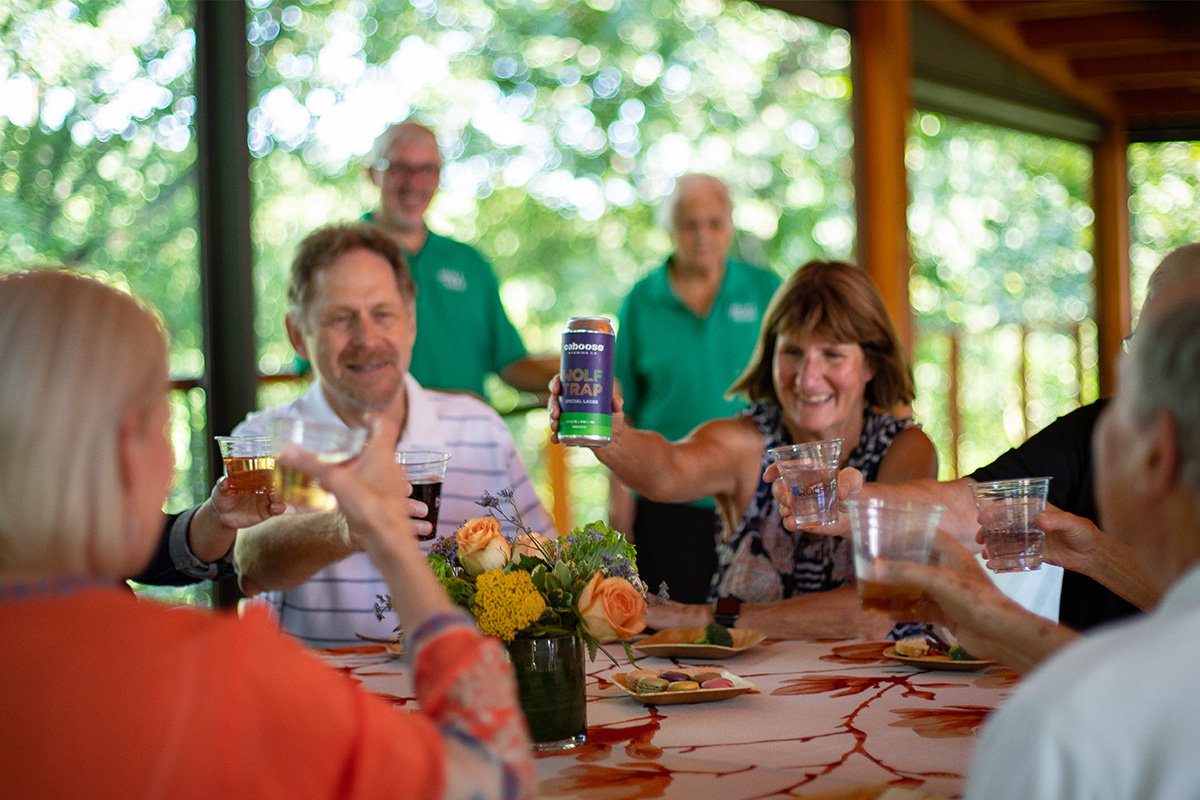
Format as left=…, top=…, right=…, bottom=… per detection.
left=373, top=159, right=439, bottom=178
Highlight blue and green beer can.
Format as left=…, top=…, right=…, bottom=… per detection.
left=559, top=317, right=614, bottom=446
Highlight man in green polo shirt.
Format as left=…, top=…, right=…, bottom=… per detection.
left=365, top=121, right=557, bottom=398
left=613, top=173, right=781, bottom=603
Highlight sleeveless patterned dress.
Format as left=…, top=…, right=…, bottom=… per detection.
left=709, top=402, right=916, bottom=608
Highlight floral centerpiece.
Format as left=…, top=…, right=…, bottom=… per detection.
left=376, top=489, right=652, bottom=750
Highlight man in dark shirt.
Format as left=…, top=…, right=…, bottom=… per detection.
left=969, top=400, right=1138, bottom=630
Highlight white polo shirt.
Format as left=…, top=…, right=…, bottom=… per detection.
left=234, top=373, right=555, bottom=647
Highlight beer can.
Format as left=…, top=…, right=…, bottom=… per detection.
left=559, top=317, right=615, bottom=446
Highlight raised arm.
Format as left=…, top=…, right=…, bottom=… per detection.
left=234, top=482, right=431, bottom=596
left=1034, top=506, right=1161, bottom=610
left=876, top=532, right=1079, bottom=673
left=548, top=374, right=758, bottom=505
left=277, top=415, right=534, bottom=800
left=233, top=512, right=355, bottom=596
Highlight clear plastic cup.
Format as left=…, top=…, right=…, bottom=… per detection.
left=214, top=435, right=274, bottom=495
left=969, top=477, right=1052, bottom=572
left=268, top=418, right=367, bottom=512
left=846, top=498, right=946, bottom=617
left=396, top=451, right=450, bottom=540
left=769, top=438, right=843, bottom=528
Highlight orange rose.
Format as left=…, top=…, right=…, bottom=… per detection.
left=510, top=531, right=556, bottom=563
left=576, top=572, right=647, bottom=641
left=456, top=517, right=511, bottom=576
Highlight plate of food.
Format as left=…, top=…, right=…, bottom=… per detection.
left=632, top=624, right=766, bottom=658
left=883, top=637, right=994, bottom=672
left=611, top=667, right=756, bottom=705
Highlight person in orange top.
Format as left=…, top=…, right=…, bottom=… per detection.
left=0, top=270, right=533, bottom=800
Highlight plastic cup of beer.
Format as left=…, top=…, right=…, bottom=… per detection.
left=769, top=438, right=843, bottom=528
left=268, top=418, right=367, bottom=513
left=846, top=498, right=945, bottom=617
left=396, top=451, right=450, bottom=540
left=969, top=477, right=1052, bottom=572
left=214, top=435, right=274, bottom=495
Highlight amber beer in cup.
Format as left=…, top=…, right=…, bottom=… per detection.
left=215, top=435, right=275, bottom=495
left=846, top=498, right=945, bottom=617
left=396, top=451, right=451, bottom=540
left=268, top=418, right=367, bottom=513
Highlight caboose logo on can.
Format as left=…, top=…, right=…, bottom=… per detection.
left=559, top=318, right=614, bottom=446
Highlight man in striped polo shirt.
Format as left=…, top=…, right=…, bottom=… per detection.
left=232, top=222, right=555, bottom=648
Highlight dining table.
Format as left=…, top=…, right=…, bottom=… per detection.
left=319, top=636, right=1019, bottom=800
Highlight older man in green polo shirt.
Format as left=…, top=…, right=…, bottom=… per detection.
left=612, top=173, right=781, bottom=603
left=365, top=120, right=558, bottom=398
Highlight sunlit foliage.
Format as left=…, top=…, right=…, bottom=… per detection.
left=4, top=0, right=1198, bottom=521
left=1128, top=141, right=1200, bottom=321
left=908, top=113, right=1095, bottom=477
left=244, top=0, right=856, bottom=523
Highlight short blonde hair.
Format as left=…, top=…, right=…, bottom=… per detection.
left=0, top=270, right=167, bottom=579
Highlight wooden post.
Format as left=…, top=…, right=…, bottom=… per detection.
left=1092, top=122, right=1131, bottom=399
left=852, top=0, right=915, bottom=354
left=948, top=331, right=961, bottom=478
left=546, top=439, right=572, bottom=536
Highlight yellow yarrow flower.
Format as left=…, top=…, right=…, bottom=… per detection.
left=471, top=569, right=547, bottom=642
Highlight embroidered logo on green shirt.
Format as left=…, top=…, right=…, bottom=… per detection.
left=437, top=268, right=467, bottom=291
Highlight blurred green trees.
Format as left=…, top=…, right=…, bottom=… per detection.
left=907, top=113, right=1096, bottom=477
left=3, top=0, right=1199, bottom=524
left=245, top=0, right=856, bottom=387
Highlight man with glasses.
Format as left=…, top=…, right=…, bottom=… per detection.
left=365, top=121, right=557, bottom=398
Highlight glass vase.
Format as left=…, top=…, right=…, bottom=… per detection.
left=506, top=634, right=587, bottom=751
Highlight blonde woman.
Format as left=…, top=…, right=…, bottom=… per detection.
left=0, top=270, right=532, bottom=799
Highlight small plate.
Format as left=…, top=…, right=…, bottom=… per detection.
left=611, top=670, right=756, bottom=705
left=355, top=633, right=403, bottom=657
left=883, top=645, right=993, bottom=672
left=632, top=627, right=766, bottom=658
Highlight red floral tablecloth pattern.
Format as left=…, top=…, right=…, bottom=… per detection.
left=321, top=638, right=1018, bottom=800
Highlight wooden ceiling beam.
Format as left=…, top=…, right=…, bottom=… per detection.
left=919, top=0, right=1117, bottom=117
left=1074, top=50, right=1200, bottom=91
left=964, top=0, right=1143, bottom=23
left=1118, top=87, right=1200, bottom=121
left=1018, top=11, right=1182, bottom=52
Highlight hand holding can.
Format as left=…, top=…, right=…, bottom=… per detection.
left=558, top=317, right=614, bottom=447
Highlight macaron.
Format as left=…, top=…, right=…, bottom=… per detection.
left=625, top=669, right=657, bottom=686
left=701, top=678, right=735, bottom=689
left=667, top=680, right=700, bottom=691
left=660, top=670, right=691, bottom=683
left=691, top=671, right=723, bottom=684
left=635, top=676, right=669, bottom=693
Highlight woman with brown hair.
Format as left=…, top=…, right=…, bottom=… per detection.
left=551, top=260, right=938, bottom=639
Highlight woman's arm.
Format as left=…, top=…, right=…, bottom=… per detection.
left=549, top=375, right=760, bottom=506
left=277, top=415, right=534, bottom=800
left=873, top=425, right=939, bottom=484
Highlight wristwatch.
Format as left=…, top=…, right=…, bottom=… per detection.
left=712, top=596, right=741, bottom=628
